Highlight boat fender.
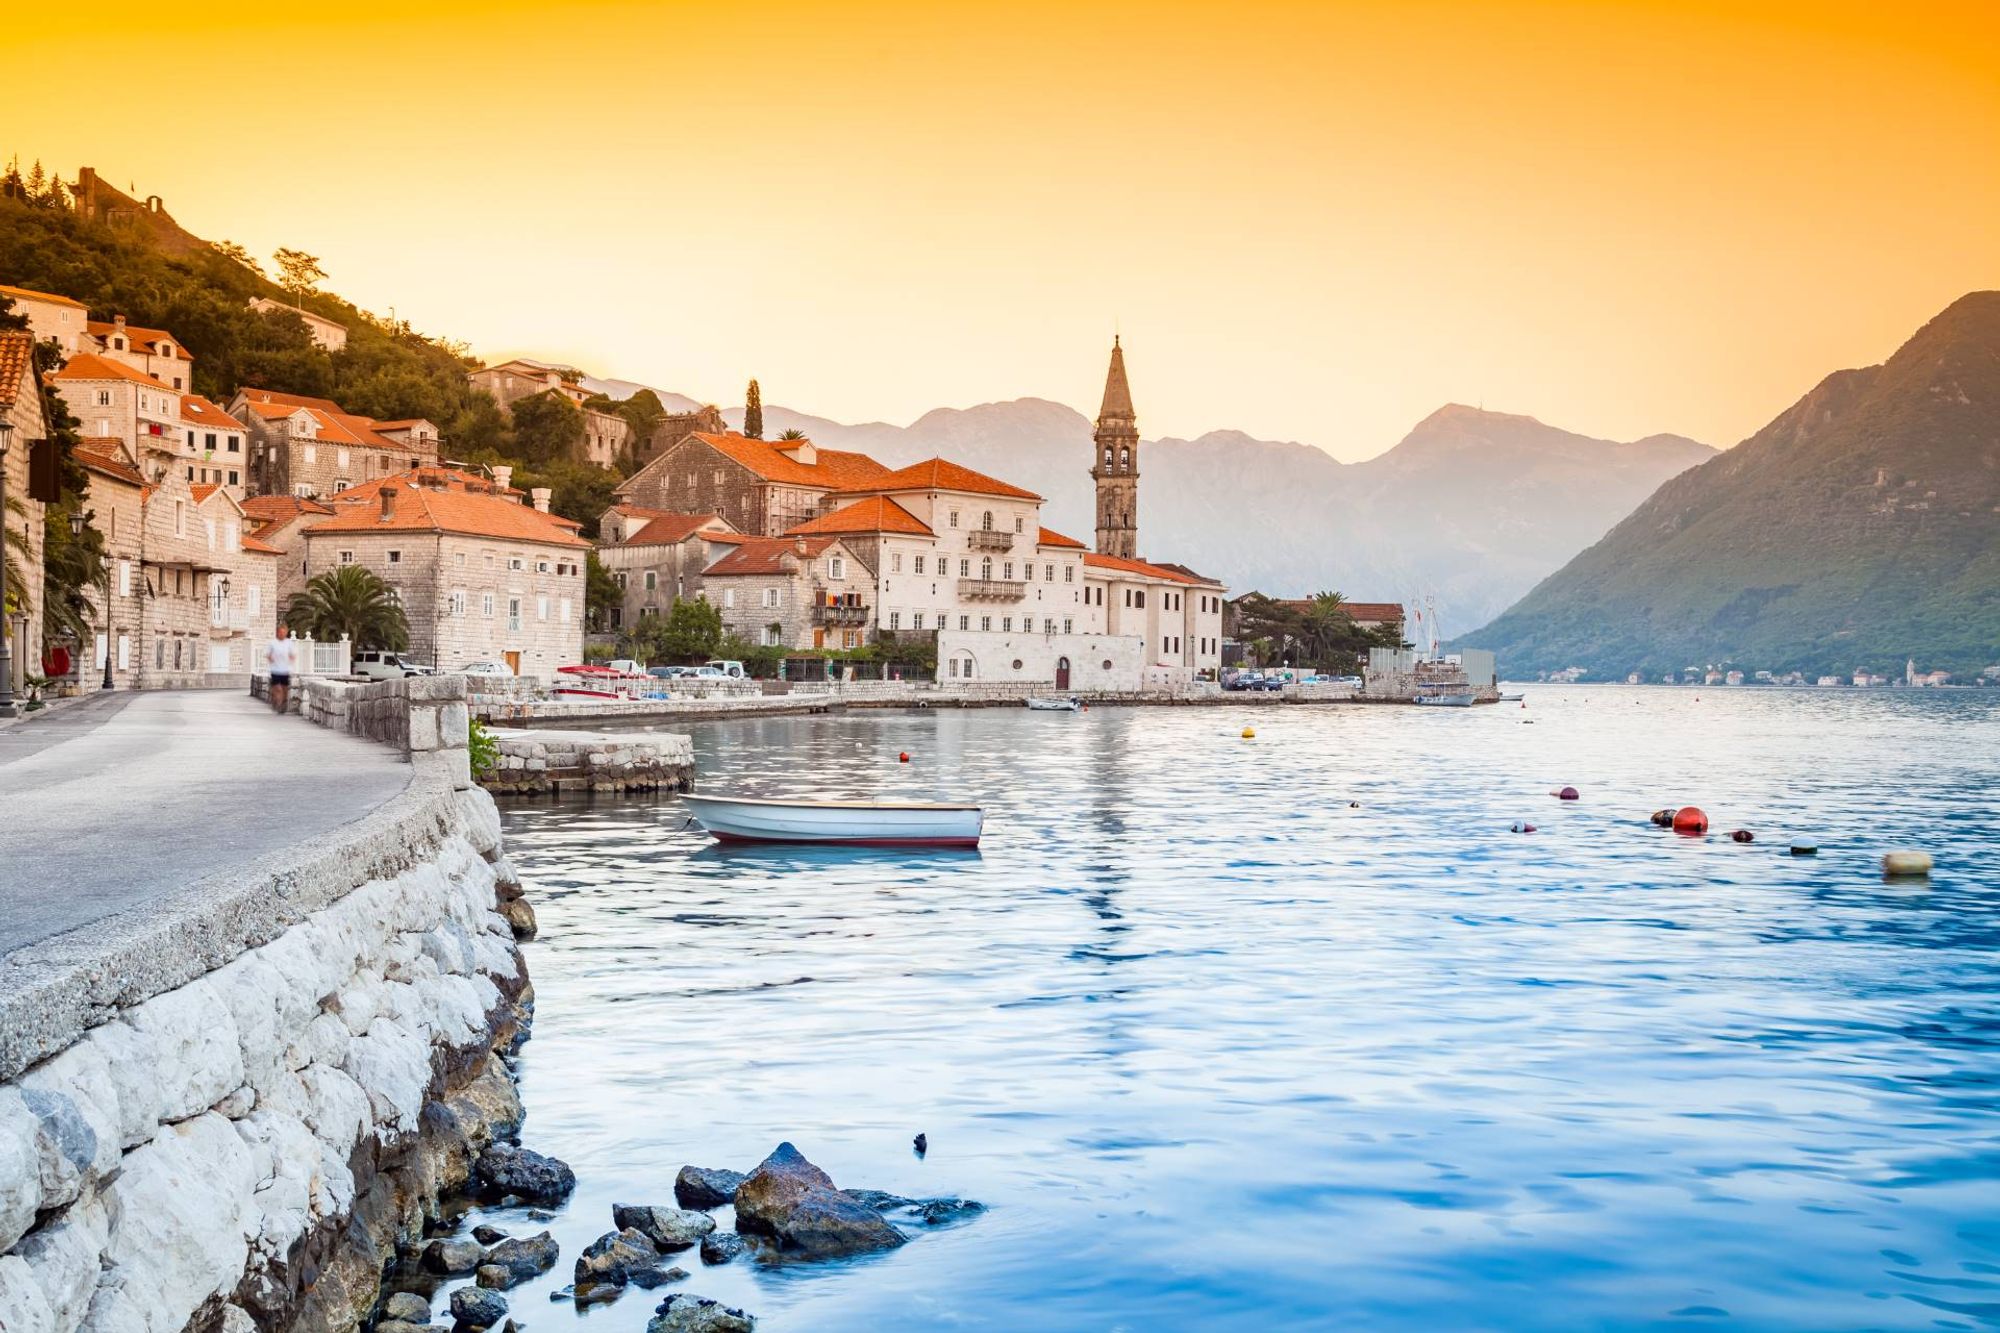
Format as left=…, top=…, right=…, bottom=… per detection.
left=1511, top=821, right=1537, bottom=833
left=1554, top=786, right=1579, bottom=801
left=1730, top=829, right=1754, bottom=843
left=1789, top=842, right=1818, bottom=856
left=1882, top=850, right=1933, bottom=878
left=1672, top=806, right=1708, bottom=835
left=898, top=751, right=910, bottom=764
left=1650, top=808, right=1678, bottom=827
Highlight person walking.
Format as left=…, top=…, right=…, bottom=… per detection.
left=266, top=623, right=298, bottom=715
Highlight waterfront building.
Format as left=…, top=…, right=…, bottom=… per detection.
left=83, top=315, right=193, bottom=389
left=299, top=468, right=588, bottom=675
left=129, top=468, right=274, bottom=685
left=615, top=430, right=892, bottom=537
left=594, top=507, right=745, bottom=631
left=247, top=296, right=349, bottom=351
left=75, top=438, right=145, bottom=684
left=1, top=331, right=48, bottom=699
left=0, top=283, right=87, bottom=352
left=240, top=493, right=335, bottom=612
left=230, top=387, right=440, bottom=499
left=702, top=535, right=876, bottom=648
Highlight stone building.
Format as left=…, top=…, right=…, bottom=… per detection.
left=178, top=393, right=250, bottom=493
left=1091, top=336, right=1140, bottom=559
left=240, top=494, right=335, bottom=611
left=701, top=535, right=875, bottom=649
left=465, top=358, right=589, bottom=410
left=230, top=388, right=440, bottom=499
left=129, top=469, right=275, bottom=687
left=76, top=439, right=146, bottom=685
left=0, top=283, right=87, bottom=353
left=300, top=468, right=589, bottom=676
left=615, top=430, right=891, bottom=537
left=1, top=331, right=48, bottom=698
left=1082, top=552, right=1228, bottom=674
left=84, top=315, right=193, bottom=390
left=594, top=506, right=744, bottom=630
left=48, top=352, right=185, bottom=463
left=629, top=404, right=727, bottom=469
left=580, top=407, right=631, bottom=468
left=247, top=296, right=349, bottom=351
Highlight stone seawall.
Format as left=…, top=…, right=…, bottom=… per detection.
left=484, top=727, right=695, bottom=796
left=0, top=681, right=541, bottom=1333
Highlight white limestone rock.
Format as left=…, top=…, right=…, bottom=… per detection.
left=123, top=979, right=245, bottom=1125
left=18, top=1041, right=122, bottom=1190
left=0, top=1256, right=57, bottom=1333
left=458, top=786, right=503, bottom=857
left=14, top=1194, right=110, bottom=1332
left=342, top=1017, right=430, bottom=1136
left=0, top=1089, right=43, bottom=1251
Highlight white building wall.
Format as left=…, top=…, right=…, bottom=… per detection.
left=935, top=631, right=1146, bottom=690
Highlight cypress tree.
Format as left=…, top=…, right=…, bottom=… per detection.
left=744, top=378, right=763, bottom=439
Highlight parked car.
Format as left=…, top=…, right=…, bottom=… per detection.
left=704, top=659, right=747, bottom=679
left=606, top=659, right=644, bottom=675
left=353, top=650, right=437, bottom=680
left=647, top=665, right=691, bottom=679
left=457, top=660, right=515, bottom=677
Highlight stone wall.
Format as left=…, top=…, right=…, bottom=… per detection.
left=0, top=678, right=538, bottom=1333
left=484, top=727, right=695, bottom=796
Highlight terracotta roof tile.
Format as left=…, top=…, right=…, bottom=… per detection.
left=87, top=320, right=192, bottom=361
left=307, top=485, right=590, bottom=548
left=49, top=351, right=165, bottom=387
left=617, top=512, right=730, bottom=547
left=237, top=387, right=344, bottom=413
left=239, top=534, right=283, bottom=555
left=1275, top=598, right=1404, bottom=622
left=852, top=456, right=1041, bottom=501
left=1037, top=526, right=1086, bottom=549
left=0, top=331, right=34, bottom=409
left=685, top=432, right=891, bottom=489
left=703, top=535, right=841, bottom=577
left=189, top=483, right=220, bottom=503
left=1084, top=551, right=1219, bottom=585
left=0, top=283, right=86, bottom=310
left=76, top=438, right=145, bottom=487
left=180, top=394, right=239, bottom=429
left=786, top=496, right=933, bottom=537
left=241, top=494, right=334, bottom=522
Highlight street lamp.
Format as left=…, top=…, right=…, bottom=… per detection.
left=0, top=412, right=15, bottom=718
left=73, top=510, right=114, bottom=690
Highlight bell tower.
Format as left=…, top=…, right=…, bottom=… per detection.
left=1091, top=336, right=1139, bottom=559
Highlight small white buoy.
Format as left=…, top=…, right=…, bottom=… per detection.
left=1882, top=850, right=1933, bottom=878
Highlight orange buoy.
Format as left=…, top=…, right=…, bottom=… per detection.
left=898, top=751, right=910, bottom=763
left=1730, top=829, right=1754, bottom=843
left=1672, top=806, right=1708, bottom=834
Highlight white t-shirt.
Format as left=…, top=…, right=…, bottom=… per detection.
left=267, top=637, right=300, bottom=675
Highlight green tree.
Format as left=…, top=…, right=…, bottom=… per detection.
left=584, top=551, right=621, bottom=631
left=447, top=390, right=512, bottom=458
left=776, top=427, right=807, bottom=441
left=636, top=596, right=723, bottom=662
left=743, top=378, right=763, bottom=439
left=211, top=240, right=264, bottom=276
left=272, top=247, right=326, bottom=304
left=286, top=566, right=410, bottom=652
left=509, top=390, right=584, bottom=468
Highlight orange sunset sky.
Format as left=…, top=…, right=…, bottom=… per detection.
left=6, top=0, right=1996, bottom=458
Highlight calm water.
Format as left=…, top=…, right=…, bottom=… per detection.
left=467, top=688, right=2000, bottom=1331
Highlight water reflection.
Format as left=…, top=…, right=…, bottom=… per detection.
left=476, top=689, right=2000, bottom=1331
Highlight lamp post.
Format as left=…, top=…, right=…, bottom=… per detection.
left=0, top=412, right=16, bottom=718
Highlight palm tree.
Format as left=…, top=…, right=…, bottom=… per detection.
left=1296, top=591, right=1357, bottom=669
left=777, top=427, right=808, bottom=441
left=287, top=565, right=410, bottom=652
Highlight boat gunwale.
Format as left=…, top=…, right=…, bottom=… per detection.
left=681, top=794, right=985, bottom=813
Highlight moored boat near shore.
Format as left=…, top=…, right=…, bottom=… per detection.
left=682, top=794, right=985, bottom=847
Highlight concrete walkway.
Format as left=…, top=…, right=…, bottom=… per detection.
left=0, top=690, right=411, bottom=958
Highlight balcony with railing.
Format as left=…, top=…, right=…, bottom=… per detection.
left=958, top=577, right=1028, bottom=601
left=814, top=601, right=872, bottom=627
left=967, top=529, right=1014, bottom=553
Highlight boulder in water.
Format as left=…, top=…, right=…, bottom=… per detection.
left=648, top=1293, right=758, bottom=1333
left=614, top=1202, right=718, bottom=1251
left=449, top=1284, right=509, bottom=1329
left=475, top=1143, right=576, bottom=1204
left=732, top=1142, right=907, bottom=1257
left=675, top=1165, right=747, bottom=1209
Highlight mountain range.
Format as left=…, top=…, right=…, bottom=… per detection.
left=579, top=373, right=1713, bottom=636
left=1463, top=291, right=2000, bottom=676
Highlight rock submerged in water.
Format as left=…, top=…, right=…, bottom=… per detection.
left=648, top=1292, right=758, bottom=1333
left=910, top=1197, right=985, bottom=1226
left=449, top=1283, right=509, bottom=1329
left=733, top=1142, right=907, bottom=1257
left=614, top=1202, right=719, bottom=1250
left=675, top=1164, right=748, bottom=1209
left=472, top=1223, right=510, bottom=1245
left=574, top=1226, right=686, bottom=1302
left=381, top=1291, right=431, bottom=1322
left=698, top=1231, right=749, bottom=1265
left=421, top=1235, right=484, bottom=1274
left=475, top=1143, right=576, bottom=1204
left=482, top=1231, right=560, bottom=1286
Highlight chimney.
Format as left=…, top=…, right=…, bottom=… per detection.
left=531, top=487, right=552, bottom=513
left=113, top=314, right=126, bottom=333
left=794, top=536, right=808, bottom=557
left=492, top=464, right=513, bottom=494
left=380, top=487, right=396, bottom=521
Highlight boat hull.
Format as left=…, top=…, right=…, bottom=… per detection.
left=1414, top=693, right=1477, bottom=707
left=683, top=794, right=984, bottom=846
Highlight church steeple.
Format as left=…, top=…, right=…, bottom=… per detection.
left=1091, top=336, right=1140, bottom=559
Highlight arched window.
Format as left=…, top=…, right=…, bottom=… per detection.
left=1119, top=447, right=1130, bottom=467
left=981, top=557, right=993, bottom=580
left=981, top=511, right=993, bottom=530
left=1103, top=447, right=1113, bottom=467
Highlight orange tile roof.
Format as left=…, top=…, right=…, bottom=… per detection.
left=180, top=394, right=239, bottom=429
left=327, top=467, right=519, bottom=503
left=239, top=534, right=283, bottom=555
left=1084, top=551, right=1219, bottom=585
left=1274, top=598, right=1404, bottom=622
left=704, top=535, right=841, bottom=577
left=189, top=483, right=220, bottom=503
left=1038, top=526, right=1086, bottom=549
left=0, top=283, right=85, bottom=310
left=242, top=494, right=334, bottom=522
left=685, top=432, right=892, bottom=489
left=307, top=485, right=590, bottom=548
left=49, top=351, right=165, bottom=387
left=0, top=331, right=34, bottom=409
left=247, top=400, right=399, bottom=448
left=786, top=495, right=933, bottom=537
left=237, top=387, right=344, bottom=413
left=853, top=456, right=1041, bottom=501
left=618, top=512, right=730, bottom=546
left=76, top=438, right=145, bottom=487
left=87, top=320, right=191, bottom=360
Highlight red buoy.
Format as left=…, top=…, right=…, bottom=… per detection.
left=1730, top=829, right=1754, bottom=843
left=1556, top=786, right=1580, bottom=801
left=1672, top=806, right=1709, bottom=835
left=1511, top=821, right=1537, bottom=833
left=898, top=751, right=910, bottom=764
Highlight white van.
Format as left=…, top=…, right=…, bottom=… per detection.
left=704, top=659, right=746, bottom=679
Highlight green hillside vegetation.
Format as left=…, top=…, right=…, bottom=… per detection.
left=0, top=163, right=626, bottom=525
left=1462, top=292, right=2000, bottom=678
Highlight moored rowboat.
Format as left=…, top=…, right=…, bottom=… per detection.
left=682, top=794, right=984, bottom=847
left=1024, top=696, right=1080, bottom=711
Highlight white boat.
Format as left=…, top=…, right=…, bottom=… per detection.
left=1024, top=696, right=1080, bottom=711
left=1414, top=686, right=1477, bottom=707
left=682, top=794, right=984, bottom=847
left=1499, top=690, right=1525, bottom=702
